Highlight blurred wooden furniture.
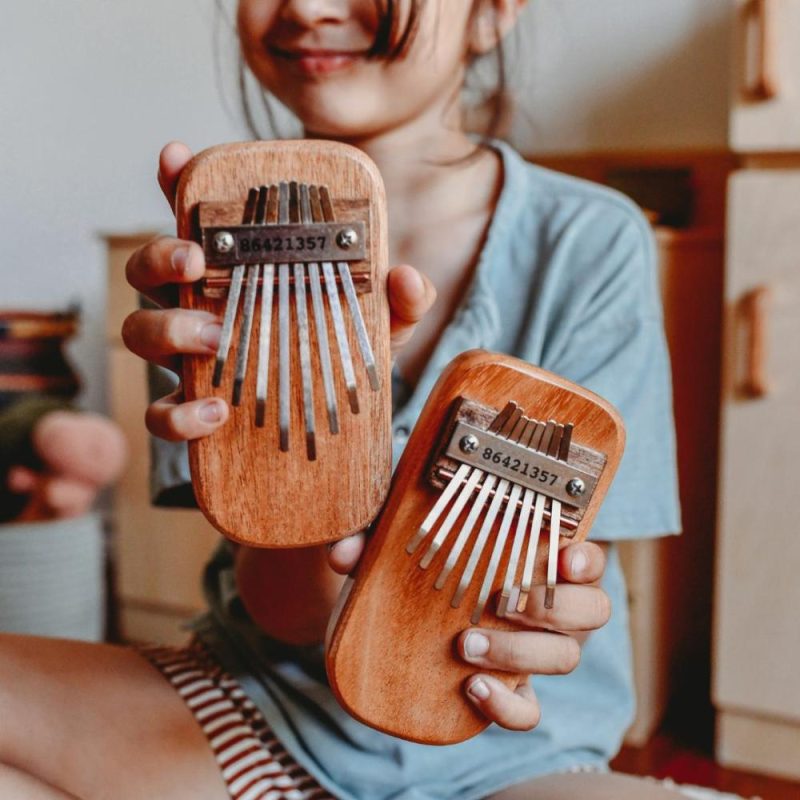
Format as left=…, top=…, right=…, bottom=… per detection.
left=105, top=233, right=221, bottom=645
left=536, top=153, right=727, bottom=746
left=712, top=0, right=800, bottom=781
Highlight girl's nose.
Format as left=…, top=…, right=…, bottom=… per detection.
left=279, top=0, right=348, bottom=26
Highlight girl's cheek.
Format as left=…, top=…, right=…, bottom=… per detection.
left=237, top=0, right=280, bottom=51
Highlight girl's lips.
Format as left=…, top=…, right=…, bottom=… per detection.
left=269, top=46, right=366, bottom=77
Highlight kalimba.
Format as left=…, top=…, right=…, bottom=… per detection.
left=176, top=141, right=392, bottom=546
left=326, top=350, right=625, bottom=744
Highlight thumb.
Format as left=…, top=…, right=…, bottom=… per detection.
left=157, top=141, right=194, bottom=213
left=388, top=265, right=436, bottom=355
left=327, top=532, right=366, bottom=575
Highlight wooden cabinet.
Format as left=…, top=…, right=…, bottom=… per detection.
left=730, top=0, right=800, bottom=153
left=713, top=170, right=800, bottom=780
left=106, top=234, right=222, bottom=645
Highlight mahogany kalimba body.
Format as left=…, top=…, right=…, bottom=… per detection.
left=176, top=141, right=392, bottom=547
left=326, top=350, right=625, bottom=744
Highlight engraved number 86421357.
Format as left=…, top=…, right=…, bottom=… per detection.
left=480, top=447, right=559, bottom=486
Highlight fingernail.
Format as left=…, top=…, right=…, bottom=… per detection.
left=172, top=246, right=190, bottom=276
left=571, top=548, right=588, bottom=577
left=200, top=322, right=222, bottom=350
left=464, top=632, right=490, bottom=659
left=467, top=679, right=490, bottom=702
left=199, top=400, right=224, bottom=423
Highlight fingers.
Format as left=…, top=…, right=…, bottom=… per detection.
left=6, top=466, right=38, bottom=494
left=464, top=675, right=540, bottom=731
left=13, top=475, right=97, bottom=521
left=122, top=308, right=221, bottom=370
left=126, top=236, right=206, bottom=307
left=558, top=541, right=606, bottom=585
left=504, top=584, right=612, bottom=633
left=388, top=265, right=436, bottom=354
left=458, top=628, right=580, bottom=675
left=37, top=477, right=97, bottom=519
left=327, top=532, right=366, bottom=575
left=145, top=390, right=229, bottom=442
left=158, top=141, right=193, bottom=212
left=31, top=411, right=128, bottom=488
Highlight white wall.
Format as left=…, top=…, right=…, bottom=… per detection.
left=1, top=1, right=245, bottom=412
left=1, top=0, right=733, bottom=412
left=511, top=0, right=733, bottom=154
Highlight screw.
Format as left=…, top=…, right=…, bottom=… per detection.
left=336, top=228, right=359, bottom=249
left=214, top=231, right=235, bottom=254
left=459, top=434, right=479, bottom=454
left=566, top=478, right=586, bottom=497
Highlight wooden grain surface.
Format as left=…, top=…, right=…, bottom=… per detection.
left=326, top=350, right=625, bottom=745
left=176, top=141, right=391, bottom=547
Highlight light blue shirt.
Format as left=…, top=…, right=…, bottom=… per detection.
left=151, top=140, right=680, bottom=800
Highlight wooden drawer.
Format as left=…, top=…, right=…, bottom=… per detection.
left=714, top=169, right=800, bottom=778
left=730, top=0, right=800, bottom=153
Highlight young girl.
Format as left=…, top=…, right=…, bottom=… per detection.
left=0, top=2, right=682, bottom=798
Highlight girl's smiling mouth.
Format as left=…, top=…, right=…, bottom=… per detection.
left=268, top=44, right=368, bottom=77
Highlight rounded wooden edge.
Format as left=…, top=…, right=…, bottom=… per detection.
left=196, top=475, right=393, bottom=549
left=176, top=139, right=387, bottom=216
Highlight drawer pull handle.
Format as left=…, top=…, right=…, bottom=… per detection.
left=741, top=286, right=770, bottom=398
left=743, top=0, right=779, bottom=101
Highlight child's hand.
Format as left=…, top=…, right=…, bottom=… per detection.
left=123, top=142, right=436, bottom=444
left=8, top=410, right=127, bottom=522
left=456, top=541, right=611, bottom=731
left=330, top=537, right=610, bottom=732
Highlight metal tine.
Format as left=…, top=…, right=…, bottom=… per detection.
left=491, top=415, right=537, bottom=619
left=466, top=405, right=529, bottom=619
left=419, top=467, right=483, bottom=567
left=212, top=188, right=259, bottom=387
left=517, top=490, right=547, bottom=613
left=498, top=484, right=534, bottom=618
left=542, top=422, right=564, bottom=609
left=319, top=186, right=380, bottom=392
left=497, top=405, right=524, bottom=439
left=487, top=402, right=517, bottom=434
left=277, top=182, right=291, bottom=451
left=472, top=482, right=523, bottom=623
left=515, top=418, right=547, bottom=613
left=290, top=181, right=316, bottom=461
left=408, top=462, right=471, bottom=555
left=434, top=474, right=497, bottom=590
left=311, top=186, right=359, bottom=414
left=544, top=422, right=571, bottom=609
left=539, top=420, right=556, bottom=457
left=452, top=478, right=509, bottom=611
left=232, top=186, right=268, bottom=406
left=300, top=184, right=339, bottom=435
left=256, top=185, right=278, bottom=427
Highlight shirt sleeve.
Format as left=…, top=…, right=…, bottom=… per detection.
left=546, top=210, right=681, bottom=541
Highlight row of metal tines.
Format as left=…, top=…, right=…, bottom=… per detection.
left=213, top=182, right=379, bottom=460
left=407, top=402, right=574, bottom=623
